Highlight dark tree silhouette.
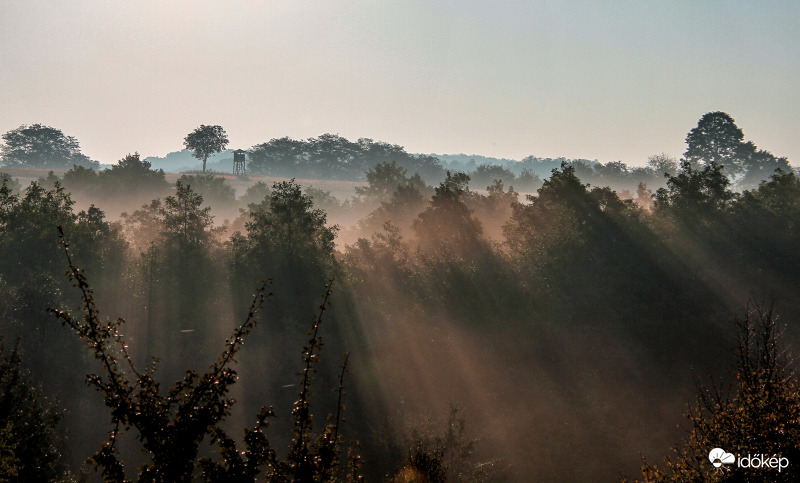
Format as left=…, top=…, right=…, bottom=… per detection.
left=0, top=173, right=21, bottom=196
left=354, top=161, right=412, bottom=203
left=1, top=124, right=97, bottom=169
left=469, top=164, right=516, bottom=190
left=684, top=112, right=745, bottom=173
left=0, top=339, right=66, bottom=482
left=413, top=172, right=483, bottom=254
left=684, top=112, right=791, bottom=187
left=231, top=180, right=338, bottom=317
left=654, top=161, right=736, bottom=226
left=50, top=228, right=358, bottom=482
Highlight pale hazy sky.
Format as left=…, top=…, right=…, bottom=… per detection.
left=1, top=1, right=798, bottom=166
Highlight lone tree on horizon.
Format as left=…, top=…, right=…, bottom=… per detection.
left=184, top=125, right=228, bottom=172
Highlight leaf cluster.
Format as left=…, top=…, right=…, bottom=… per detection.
left=1, top=124, right=97, bottom=169
left=49, top=228, right=359, bottom=481
left=635, top=304, right=800, bottom=482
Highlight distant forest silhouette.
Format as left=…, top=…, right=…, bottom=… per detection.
left=2, top=112, right=800, bottom=481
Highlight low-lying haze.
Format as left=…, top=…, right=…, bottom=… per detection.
left=1, top=1, right=798, bottom=165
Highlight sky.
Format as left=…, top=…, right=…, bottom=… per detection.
left=1, top=0, right=798, bottom=166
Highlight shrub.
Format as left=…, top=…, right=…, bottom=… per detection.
left=51, top=227, right=359, bottom=481
left=631, top=303, right=800, bottom=482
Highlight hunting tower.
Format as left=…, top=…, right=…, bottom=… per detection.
left=233, top=149, right=247, bottom=176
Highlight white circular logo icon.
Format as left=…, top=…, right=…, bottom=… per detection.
left=709, top=448, right=735, bottom=468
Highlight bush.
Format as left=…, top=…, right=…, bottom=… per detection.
left=390, top=406, right=499, bottom=483
left=51, top=227, right=360, bottom=481
left=631, top=303, right=800, bottom=482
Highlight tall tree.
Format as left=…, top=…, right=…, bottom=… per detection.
left=231, top=180, right=337, bottom=324
left=413, top=172, right=483, bottom=254
left=161, top=181, right=217, bottom=249
left=140, top=181, right=223, bottom=369
left=355, top=161, right=414, bottom=203
left=684, top=112, right=745, bottom=174
left=1, top=124, right=97, bottom=169
left=0, top=340, right=66, bottom=482
left=654, top=161, right=736, bottom=226
left=183, top=125, right=228, bottom=173
left=684, top=112, right=791, bottom=187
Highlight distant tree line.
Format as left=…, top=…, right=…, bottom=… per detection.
left=1, top=124, right=98, bottom=170
left=246, top=134, right=445, bottom=182
left=3, top=113, right=793, bottom=194
left=0, top=111, right=799, bottom=480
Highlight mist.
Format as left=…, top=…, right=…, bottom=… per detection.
left=2, top=115, right=800, bottom=481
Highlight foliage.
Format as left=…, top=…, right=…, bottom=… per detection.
left=102, top=153, right=170, bottom=195
left=161, top=181, right=220, bottom=249
left=634, top=182, right=655, bottom=211
left=0, top=180, right=125, bottom=288
left=354, top=161, right=414, bottom=203
left=0, top=124, right=98, bottom=169
left=62, top=164, right=99, bottom=191
left=739, top=169, right=800, bottom=217
left=469, top=164, right=516, bottom=191
left=464, top=179, right=518, bottom=242
left=684, top=112, right=745, bottom=172
left=120, top=199, right=164, bottom=252
left=515, top=168, right=542, bottom=192
left=246, top=137, right=307, bottom=177
left=50, top=229, right=359, bottom=481
left=0, top=339, right=66, bottom=482
left=683, top=112, right=790, bottom=186
left=634, top=304, right=800, bottom=482
left=647, top=154, right=679, bottom=177
left=235, top=180, right=337, bottom=268
left=230, top=179, right=339, bottom=333
left=184, top=125, right=229, bottom=173
left=0, top=425, right=20, bottom=481
left=342, top=222, right=411, bottom=295
left=120, top=181, right=227, bottom=370
left=413, top=172, right=484, bottom=255
left=735, top=142, right=791, bottom=191
left=357, top=165, right=430, bottom=235
left=503, top=162, right=595, bottom=262
left=594, top=161, right=632, bottom=186
left=305, top=187, right=342, bottom=212
left=121, top=180, right=223, bottom=252
left=392, top=407, right=498, bottom=483
left=248, top=135, right=443, bottom=182
left=238, top=181, right=271, bottom=209
left=57, top=153, right=170, bottom=211
left=176, top=174, right=237, bottom=211
left=654, top=161, right=736, bottom=226
left=0, top=174, right=21, bottom=197
left=1, top=111, right=799, bottom=480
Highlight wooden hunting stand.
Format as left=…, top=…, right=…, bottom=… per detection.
left=233, top=149, right=247, bottom=176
